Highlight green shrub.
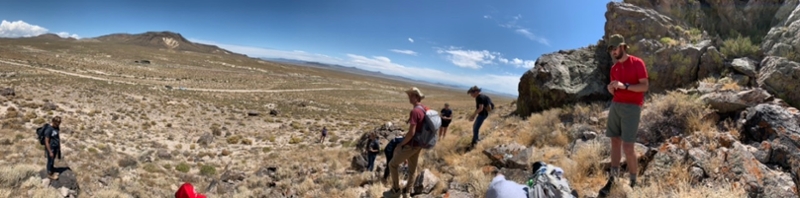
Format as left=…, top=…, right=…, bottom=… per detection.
left=199, top=165, right=216, bottom=176
left=720, top=35, right=760, bottom=58
left=175, top=162, right=190, bottom=173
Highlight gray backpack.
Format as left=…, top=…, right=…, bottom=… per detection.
left=411, top=105, right=441, bottom=149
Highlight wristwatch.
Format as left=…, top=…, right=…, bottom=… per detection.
left=624, top=83, right=630, bottom=90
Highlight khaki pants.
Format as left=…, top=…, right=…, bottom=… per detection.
left=389, top=145, right=422, bottom=190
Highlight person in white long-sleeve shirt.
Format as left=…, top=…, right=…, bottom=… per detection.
left=485, top=173, right=530, bottom=198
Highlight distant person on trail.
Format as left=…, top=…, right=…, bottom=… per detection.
left=367, top=132, right=380, bottom=171
left=439, top=103, right=453, bottom=139
left=44, top=116, right=62, bottom=180
left=467, top=86, right=491, bottom=149
left=385, top=87, right=428, bottom=197
left=383, top=136, right=404, bottom=181
left=600, top=34, right=649, bottom=196
left=319, top=127, right=327, bottom=143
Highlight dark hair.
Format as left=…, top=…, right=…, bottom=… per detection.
left=52, top=116, right=62, bottom=123
left=467, top=86, right=481, bottom=94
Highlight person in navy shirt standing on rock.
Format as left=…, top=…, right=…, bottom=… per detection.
left=44, top=116, right=63, bottom=180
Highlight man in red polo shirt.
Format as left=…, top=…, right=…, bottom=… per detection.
left=599, top=34, right=649, bottom=196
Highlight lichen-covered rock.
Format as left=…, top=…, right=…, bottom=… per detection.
left=758, top=56, right=800, bottom=108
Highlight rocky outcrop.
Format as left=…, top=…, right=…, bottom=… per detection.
left=515, top=44, right=612, bottom=116
left=606, top=2, right=713, bottom=93
left=762, top=1, right=800, bottom=57
left=740, top=104, right=800, bottom=196
left=516, top=1, right=800, bottom=116
left=699, top=88, right=773, bottom=113
left=626, top=0, right=785, bottom=41
left=758, top=56, right=800, bottom=108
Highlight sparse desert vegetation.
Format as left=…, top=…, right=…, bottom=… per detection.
left=0, top=33, right=512, bottom=197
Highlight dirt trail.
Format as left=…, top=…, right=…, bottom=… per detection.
left=0, top=59, right=367, bottom=93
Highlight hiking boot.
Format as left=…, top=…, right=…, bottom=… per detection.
left=383, top=188, right=402, bottom=198
left=598, top=177, right=614, bottom=198
left=48, top=173, right=59, bottom=180
left=629, top=179, right=636, bottom=188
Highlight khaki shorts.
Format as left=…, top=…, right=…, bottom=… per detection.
left=606, top=102, right=642, bottom=143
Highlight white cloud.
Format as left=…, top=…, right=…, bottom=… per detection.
left=345, top=54, right=520, bottom=95
left=515, top=28, right=549, bottom=46
left=0, top=20, right=79, bottom=39
left=483, top=15, right=492, bottom=19
left=408, top=38, right=414, bottom=43
left=436, top=47, right=501, bottom=69
left=192, top=38, right=347, bottom=64
left=499, top=58, right=509, bottom=64
left=189, top=39, right=527, bottom=95
left=508, top=58, right=536, bottom=69
left=390, top=49, right=418, bottom=56
left=497, top=15, right=549, bottom=46
left=55, top=32, right=80, bottom=39
left=373, top=56, right=391, bottom=63
left=435, top=46, right=536, bottom=69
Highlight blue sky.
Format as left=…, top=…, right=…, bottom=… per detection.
left=0, top=0, right=613, bottom=95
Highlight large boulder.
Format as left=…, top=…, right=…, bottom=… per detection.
left=758, top=56, right=800, bottom=108
left=699, top=88, right=773, bottom=113
left=761, top=1, right=800, bottom=57
left=515, top=44, right=612, bottom=117
left=741, top=104, right=800, bottom=195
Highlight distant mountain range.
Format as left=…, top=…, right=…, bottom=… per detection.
left=262, top=57, right=517, bottom=99
left=14, top=30, right=516, bottom=98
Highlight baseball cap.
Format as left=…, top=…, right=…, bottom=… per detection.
left=607, top=34, right=628, bottom=50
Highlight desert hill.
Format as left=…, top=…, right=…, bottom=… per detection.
left=94, top=31, right=244, bottom=56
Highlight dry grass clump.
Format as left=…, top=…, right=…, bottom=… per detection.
left=629, top=162, right=747, bottom=198
left=0, top=164, right=39, bottom=188
left=92, top=189, right=131, bottom=198
left=638, top=91, right=713, bottom=146
left=562, top=140, right=607, bottom=195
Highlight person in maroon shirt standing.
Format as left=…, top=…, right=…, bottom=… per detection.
left=600, top=34, right=649, bottom=196
left=385, top=87, right=428, bottom=198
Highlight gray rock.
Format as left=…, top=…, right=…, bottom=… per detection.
left=731, top=57, right=759, bottom=78
left=482, top=143, right=533, bottom=169
left=758, top=56, right=800, bottom=109
left=698, top=46, right=725, bottom=79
